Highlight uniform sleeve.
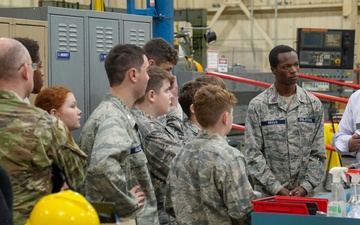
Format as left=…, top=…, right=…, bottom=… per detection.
left=85, top=117, right=139, bottom=216
left=46, top=117, right=88, bottom=190
left=161, top=106, right=184, bottom=138
left=143, top=130, right=182, bottom=183
left=220, top=155, right=254, bottom=223
left=300, top=104, right=326, bottom=193
left=334, top=94, right=356, bottom=154
left=244, top=101, right=283, bottom=195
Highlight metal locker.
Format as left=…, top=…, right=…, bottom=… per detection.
left=88, top=16, right=119, bottom=113
left=123, top=14, right=152, bottom=47
left=49, top=14, right=86, bottom=140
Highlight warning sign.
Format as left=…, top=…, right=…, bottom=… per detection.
left=150, top=0, right=155, bottom=6
left=218, top=58, right=228, bottom=72
left=207, top=50, right=219, bottom=71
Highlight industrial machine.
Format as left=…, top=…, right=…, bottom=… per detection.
left=296, top=28, right=356, bottom=94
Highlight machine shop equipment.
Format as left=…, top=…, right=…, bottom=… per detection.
left=296, top=28, right=356, bottom=95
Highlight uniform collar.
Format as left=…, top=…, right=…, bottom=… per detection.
left=267, top=84, right=307, bottom=111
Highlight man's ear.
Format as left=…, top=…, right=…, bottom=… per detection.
left=221, top=111, right=229, bottom=125
left=270, top=66, right=276, bottom=75
left=21, top=64, right=30, bottom=81
left=128, top=68, right=137, bottom=82
left=148, top=59, right=156, bottom=66
left=189, top=104, right=195, bottom=114
left=148, top=90, right=156, bottom=103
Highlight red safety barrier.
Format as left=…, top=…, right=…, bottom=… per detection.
left=206, top=71, right=348, bottom=104
left=206, top=71, right=271, bottom=88
left=312, top=92, right=348, bottom=103
left=232, top=124, right=245, bottom=131
left=298, top=73, right=360, bottom=90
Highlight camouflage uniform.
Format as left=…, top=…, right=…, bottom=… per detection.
left=0, top=89, right=87, bottom=225
left=159, top=107, right=183, bottom=134
left=80, top=93, right=159, bottom=225
left=132, top=107, right=182, bottom=225
left=162, top=107, right=200, bottom=144
left=245, top=84, right=326, bottom=197
left=166, top=130, right=254, bottom=225
left=182, top=118, right=200, bottom=141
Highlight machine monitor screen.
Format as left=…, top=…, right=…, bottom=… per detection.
left=324, top=33, right=342, bottom=48
left=297, top=28, right=355, bottom=69
left=301, top=32, right=323, bottom=48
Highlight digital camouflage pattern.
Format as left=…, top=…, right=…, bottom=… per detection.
left=161, top=107, right=200, bottom=144
left=80, top=93, right=159, bottom=225
left=0, top=89, right=87, bottom=225
left=159, top=107, right=183, bottom=135
left=245, top=84, right=326, bottom=196
left=131, top=107, right=182, bottom=202
left=131, top=107, right=182, bottom=224
left=182, top=118, right=201, bottom=142
left=166, top=130, right=254, bottom=225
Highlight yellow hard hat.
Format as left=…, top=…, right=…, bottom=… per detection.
left=25, top=190, right=100, bottom=225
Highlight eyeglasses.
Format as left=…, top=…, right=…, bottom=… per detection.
left=18, top=63, right=38, bottom=71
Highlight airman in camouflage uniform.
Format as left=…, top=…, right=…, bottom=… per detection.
left=166, top=85, right=254, bottom=225
left=245, top=45, right=326, bottom=197
left=143, top=38, right=183, bottom=137
left=0, top=38, right=87, bottom=225
left=80, top=44, right=159, bottom=224
left=132, top=66, right=182, bottom=224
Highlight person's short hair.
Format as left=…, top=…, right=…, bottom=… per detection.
left=35, top=86, right=72, bottom=113
left=178, top=80, right=196, bottom=118
left=195, top=75, right=226, bottom=89
left=143, top=38, right=179, bottom=66
left=193, top=85, right=237, bottom=128
left=179, top=75, right=226, bottom=118
left=135, top=66, right=173, bottom=104
left=105, top=44, right=146, bottom=87
left=0, top=39, right=28, bottom=79
left=13, top=37, right=40, bottom=63
left=269, top=45, right=296, bottom=68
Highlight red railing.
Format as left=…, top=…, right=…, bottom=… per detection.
left=232, top=124, right=245, bottom=131
left=206, top=71, right=349, bottom=104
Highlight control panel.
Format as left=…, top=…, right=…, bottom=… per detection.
left=297, top=28, right=355, bottom=70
